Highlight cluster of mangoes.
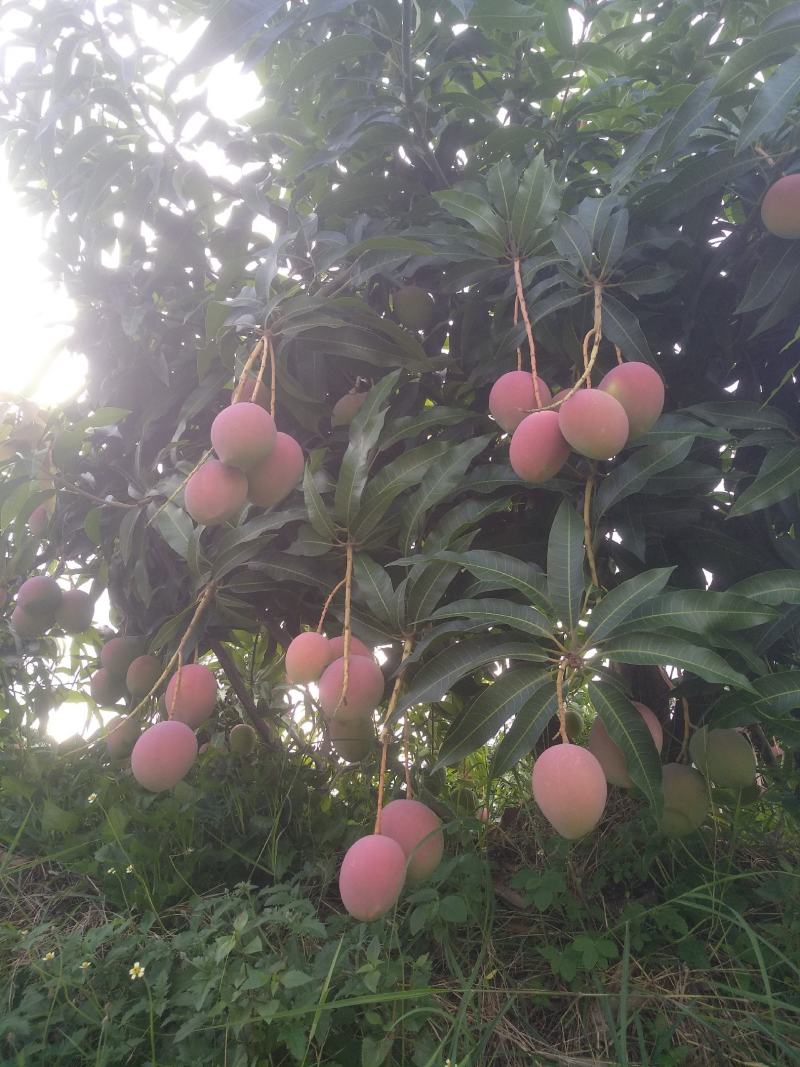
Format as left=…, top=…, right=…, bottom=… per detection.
left=11, top=575, right=93, bottom=641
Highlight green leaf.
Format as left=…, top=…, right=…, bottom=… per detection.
left=658, top=81, right=718, bottom=162
left=587, top=681, right=662, bottom=811
left=213, top=508, right=307, bottom=580
left=737, top=53, right=800, bottom=151
left=395, top=635, right=548, bottom=718
left=736, top=240, right=800, bottom=315
left=585, top=567, right=675, bottom=644
left=284, top=34, right=380, bottom=91
left=433, top=190, right=507, bottom=253
left=552, top=214, right=593, bottom=276
left=379, top=407, right=467, bottom=451
left=491, top=683, right=558, bottom=776
left=353, top=554, right=397, bottom=628
left=151, top=503, right=194, bottom=559
left=487, top=156, right=518, bottom=220
left=595, top=437, right=694, bottom=516
left=633, top=150, right=755, bottom=220
left=334, top=371, right=399, bottom=528
left=303, top=467, right=339, bottom=541
left=423, top=550, right=552, bottom=615
left=352, top=441, right=450, bottom=541
left=426, top=598, right=553, bottom=640
left=601, top=293, right=655, bottom=366
left=713, top=25, right=800, bottom=96
left=434, top=668, right=548, bottom=769
left=710, top=671, right=800, bottom=730
left=728, top=445, right=800, bottom=518
left=544, top=0, right=573, bottom=54
left=470, top=0, right=545, bottom=30
left=398, top=436, right=491, bottom=554
left=547, top=499, right=585, bottom=633
left=729, top=569, right=800, bottom=606
left=613, top=590, right=779, bottom=635
left=599, top=634, right=755, bottom=690
left=510, top=153, right=560, bottom=255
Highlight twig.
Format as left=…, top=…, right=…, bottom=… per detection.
left=268, top=336, right=277, bottom=420
left=147, top=449, right=211, bottom=526
left=374, top=636, right=415, bottom=832
left=679, top=698, right=691, bottom=763
left=231, top=335, right=266, bottom=404
left=614, top=343, right=624, bottom=366
left=208, top=637, right=278, bottom=749
left=316, top=578, right=347, bottom=634
left=513, top=294, right=523, bottom=372
left=332, top=544, right=354, bottom=718
left=512, top=255, right=541, bottom=407
left=543, top=282, right=603, bottom=410
left=403, top=712, right=413, bottom=798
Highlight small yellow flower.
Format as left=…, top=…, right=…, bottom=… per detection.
left=42, top=951, right=56, bottom=962
left=107, top=867, right=116, bottom=875
left=129, top=961, right=145, bottom=980
left=125, top=864, right=134, bottom=874
left=80, top=961, right=91, bottom=971
left=19, top=929, right=28, bottom=937
left=87, top=793, right=97, bottom=804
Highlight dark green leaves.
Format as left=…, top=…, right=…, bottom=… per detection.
left=585, top=568, right=674, bottom=644
left=491, top=682, right=558, bottom=776
left=547, top=500, right=585, bottom=632
left=509, top=154, right=561, bottom=255
left=333, top=371, right=399, bottom=529
left=600, top=634, right=754, bottom=691
left=435, top=668, right=547, bottom=769
left=587, top=682, right=662, bottom=811
left=611, top=591, right=778, bottom=636
left=426, top=598, right=553, bottom=640
left=728, top=445, right=800, bottom=518
left=737, top=53, right=800, bottom=151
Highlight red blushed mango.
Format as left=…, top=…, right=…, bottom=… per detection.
left=509, top=410, right=570, bottom=482
left=101, top=636, right=146, bottom=679
left=166, top=664, right=217, bottom=728
left=558, top=388, right=629, bottom=460
left=210, top=402, right=276, bottom=471
left=531, top=744, right=607, bottom=839
left=761, top=174, right=800, bottom=239
left=379, top=799, right=444, bottom=882
left=246, top=432, right=304, bottom=508
left=55, top=589, right=94, bottom=634
left=285, top=632, right=333, bottom=684
left=131, top=720, right=198, bottom=792
left=328, top=715, right=374, bottom=762
left=11, top=606, right=46, bottom=640
left=17, top=575, right=62, bottom=619
left=660, top=763, right=708, bottom=837
left=184, top=459, right=248, bottom=525
left=338, top=834, right=406, bottom=920
left=332, top=392, right=366, bottom=427
left=588, top=702, right=663, bottom=788
left=489, top=371, right=552, bottom=432
left=126, top=655, right=162, bottom=700
left=318, top=655, right=385, bottom=721
left=598, top=362, right=665, bottom=439
left=327, top=634, right=374, bottom=659
left=28, top=504, right=50, bottom=537
left=104, top=714, right=140, bottom=760
left=90, top=668, right=125, bottom=706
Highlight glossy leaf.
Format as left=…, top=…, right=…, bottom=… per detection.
left=547, top=499, right=585, bottom=633
left=587, top=681, right=662, bottom=811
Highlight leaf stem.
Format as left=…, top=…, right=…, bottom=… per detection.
left=332, top=543, right=354, bottom=718
left=512, top=255, right=541, bottom=407
left=316, top=578, right=347, bottom=634
left=584, top=472, right=600, bottom=590
left=555, top=658, right=569, bottom=744
left=375, top=636, right=415, bottom=832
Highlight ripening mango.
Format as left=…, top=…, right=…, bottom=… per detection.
left=90, top=668, right=125, bottom=706
left=588, top=702, right=663, bottom=788
left=332, top=392, right=366, bottom=427
left=230, top=722, right=257, bottom=754
left=660, top=763, right=709, bottom=837
left=394, top=285, right=435, bottom=331
left=166, top=664, right=217, bottom=728
left=689, top=727, right=756, bottom=790
left=558, top=389, right=629, bottom=460
left=184, top=459, right=248, bottom=526
left=328, top=715, right=374, bottom=762
left=131, top=719, right=198, bottom=792
left=598, top=362, right=665, bottom=440
left=285, top=632, right=333, bottom=684
left=101, top=636, right=146, bottom=680
left=509, top=410, right=570, bottom=482
left=379, top=798, right=444, bottom=882
left=126, top=655, right=162, bottom=700
left=338, top=834, right=407, bottom=920
left=760, top=174, right=800, bottom=239
left=104, top=714, right=140, bottom=760
left=318, top=655, right=385, bottom=721
left=17, top=575, right=62, bottom=620
left=246, top=432, right=304, bottom=508
left=55, top=589, right=94, bottom=634
left=327, top=634, right=374, bottom=659
left=28, top=504, right=50, bottom=538
left=210, top=402, right=277, bottom=471
left=531, top=744, right=607, bottom=839
left=488, top=371, right=552, bottom=432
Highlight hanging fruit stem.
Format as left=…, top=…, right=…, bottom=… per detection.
left=231, top=334, right=267, bottom=404
left=545, top=282, right=604, bottom=409
left=679, top=699, right=692, bottom=763
left=512, top=255, right=541, bottom=407
left=403, top=713, right=413, bottom=799
left=267, top=335, right=277, bottom=419
left=513, top=294, right=523, bottom=373
left=374, top=636, right=415, bottom=833
left=316, top=578, right=347, bottom=634
left=556, top=659, right=569, bottom=745
left=332, top=543, right=354, bottom=718
left=583, top=472, right=600, bottom=590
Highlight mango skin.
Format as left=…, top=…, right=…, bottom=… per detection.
left=318, top=655, right=385, bottom=722
left=131, top=720, right=198, bottom=793
left=184, top=459, right=248, bottom=526
left=338, top=834, right=407, bottom=920
left=379, top=798, right=444, bottom=882
left=126, top=655, right=162, bottom=700
left=230, top=723, right=257, bottom=754
left=17, top=575, right=62, bottom=619
left=28, top=504, right=50, bottom=537
left=166, top=664, right=218, bottom=729
left=558, top=389, right=629, bottom=460
left=285, top=632, right=333, bottom=684
left=761, top=174, right=800, bottom=239
left=689, top=727, right=756, bottom=789
left=394, top=286, right=435, bottom=331
left=210, top=402, right=276, bottom=471
left=11, top=606, right=47, bottom=640
left=598, top=362, right=665, bottom=440
left=531, top=743, right=607, bottom=839
left=55, top=589, right=94, bottom=634
left=328, top=716, right=374, bottom=762
left=587, top=702, right=663, bottom=788
left=332, top=393, right=366, bottom=427
left=327, top=634, right=373, bottom=659
left=509, top=410, right=570, bottom=482
left=105, top=714, right=140, bottom=760
left=660, top=763, right=709, bottom=837
left=90, top=668, right=125, bottom=707
left=101, top=636, right=146, bottom=680
left=489, top=371, right=552, bottom=432
left=246, top=432, right=304, bottom=508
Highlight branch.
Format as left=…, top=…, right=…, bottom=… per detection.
left=209, top=638, right=278, bottom=750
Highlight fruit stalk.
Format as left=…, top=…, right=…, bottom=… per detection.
left=231, top=334, right=266, bottom=404
left=332, top=543, right=355, bottom=718
left=512, top=255, right=541, bottom=408
left=679, top=698, right=691, bottom=763
left=316, top=577, right=347, bottom=634
left=375, top=636, right=415, bottom=833
left=583, top=473, right=600, bottom=590
left=546, top=282, right=604, bottom=409
left=555, top=658, right=569, bottom=745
